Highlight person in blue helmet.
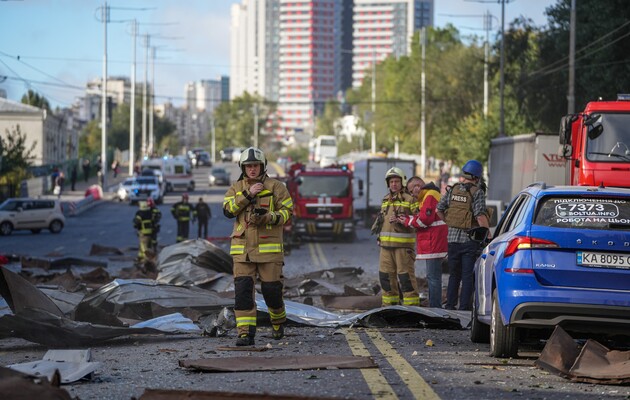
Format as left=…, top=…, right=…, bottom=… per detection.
left=436, top=160, right=491, bottom=310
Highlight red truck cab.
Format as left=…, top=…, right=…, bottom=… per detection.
left=560, top=94, right=630, bottom=187
left=286, top=163, right=355, bottom=242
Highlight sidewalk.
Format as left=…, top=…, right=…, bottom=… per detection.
left=55, top=169, right=132, bottom=215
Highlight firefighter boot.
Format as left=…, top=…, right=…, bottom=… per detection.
left=271, top=324, right=285, bottom=340
left=235, top=326, right=256, bottom=346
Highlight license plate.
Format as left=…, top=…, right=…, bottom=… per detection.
left=318, top=222, right=333, bottom=228
left=576, top=251, right=630, bottom=269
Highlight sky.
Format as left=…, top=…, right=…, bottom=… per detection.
left=0, top=0, right=559, bottom=109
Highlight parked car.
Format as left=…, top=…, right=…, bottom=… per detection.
left=209, top=167, right=231, bottom=186
left=0, top=198, right=65, bottom=235
left=220, top=147, right=235, bottom=162
left=140, top=168, right=166, bottom=194
left=471, top=184, right=630, bottom=358
left=116, top=178, right=135, bottom=202
left=195, top=151, right=212, bottom=167
left=128, top=176, right=165, bottom=205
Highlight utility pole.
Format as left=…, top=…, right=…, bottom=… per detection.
left=499, top=0, right=506, bottom=136
left=371, top=49, right=376, bottom=154
left=129, top=19, right=137, bottom=176
left=101, top=1, right=108, bottom=189
left=211, top=117, right=216, bottom=163
left=253, top=103, right=259, bottom=148
left=484, top=11, right=490, bottom=117
left=149, top=46, right=155, bottom=156
left=142, top=34, right=149, bottom=158
left=420, top=27, right=426, bottom=178
left=567, top=0, right=576, bottom=114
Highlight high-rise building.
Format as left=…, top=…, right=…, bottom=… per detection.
left=185, top=79, right=223, bottom=113
left=352, top=0, right=433, bottom=87
left=277, top=0, right=343, bottom=133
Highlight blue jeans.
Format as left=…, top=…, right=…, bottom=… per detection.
left=417, top=258, right=443, bottom=308
left=446, top=241, right=479, bottom=310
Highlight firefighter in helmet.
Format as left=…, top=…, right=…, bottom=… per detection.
left=373, top=167, right=419, bottom=306
left=437, top=159, right=491, bottom=310
left=146, top=197, right=161, bottom=251
left=223, top=147, right=293, bottom=346
left=133, top=201, right=155, bottom=261
left=171, top=193, right=193, bottom=242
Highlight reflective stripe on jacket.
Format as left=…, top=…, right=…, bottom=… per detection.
left=223, top=175, right=293, bottom=263
left=377, top=191, right=417, bottom=249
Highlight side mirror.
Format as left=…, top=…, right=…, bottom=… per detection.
left=559, top=144, right=573, bottom=158
left=559, top=115, right=574, bottom=145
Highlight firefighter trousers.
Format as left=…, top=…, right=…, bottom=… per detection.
left=176, top=220, right=189, bottom=242
left=233, top=260, right=286, bottom=337
left=378, top=247, right=419, bottom=306
left=137, top=234, right=152, bottom=260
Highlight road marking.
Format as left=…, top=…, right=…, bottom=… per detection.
left=308, top=242, right=319, bottom=267
left=314, top=242, right=329, bottom=269
left=366, top=329, right=440, bottom=400
left=344, top=329, right=398, bottom=399
left=307, top=242, right=330, bottom=269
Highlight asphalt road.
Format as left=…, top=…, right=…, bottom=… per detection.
left=1, top=163, right=629, bottom=399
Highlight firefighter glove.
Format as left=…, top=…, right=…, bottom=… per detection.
left=250, top=213, right=273, bottom=225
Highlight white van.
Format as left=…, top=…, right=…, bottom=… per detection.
left=141, top=157, right=195, bottom=192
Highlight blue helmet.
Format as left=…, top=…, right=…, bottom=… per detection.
left=462, top=160, right=483, bottom=178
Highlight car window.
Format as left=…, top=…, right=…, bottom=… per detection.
left=22, top=201, right=34, bottom=210
left=0, top=200, right=19, bottom=211
left=496, top=194, right=528, bottom=235
left=33, top=201, right=54, bottom=209
left=534, top=195, right=630, bottom=230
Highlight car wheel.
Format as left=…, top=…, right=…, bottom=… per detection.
left=490, top=289, right=518, bottom=358
left=49, top=219, right=64, bottom=234
left=31, top=229, right=42, bottom=234
left=470, top=292, right=490, bottom=343
left=0, top=221, right=13, bottom=236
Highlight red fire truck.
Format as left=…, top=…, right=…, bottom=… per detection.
left=559, top=94, right=630, bottom=187
left=285, top=163, right=356, bottom=242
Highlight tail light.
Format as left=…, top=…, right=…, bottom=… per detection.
left=504, top=236, right=559, bottom=258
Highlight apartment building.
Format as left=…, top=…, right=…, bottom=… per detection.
left=352, top=0, right=433, bottom=87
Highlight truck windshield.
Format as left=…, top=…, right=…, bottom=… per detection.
left=298, top=176, right=349, bottom=198
left=586, top=113, right=630, bottom=162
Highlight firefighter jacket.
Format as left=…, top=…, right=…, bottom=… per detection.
left=171, top=201, right=193, bottom=222
left=134, top=208, right=154, bottom=235
left=223, top=175, right=293, bottom=263
left=377, top=190, right=418, bottom=249
left=443, top=183, right=480, bottom=230
left=150, top=206, right=162, bottom=232
left=402, top=182, right=447, bottom=259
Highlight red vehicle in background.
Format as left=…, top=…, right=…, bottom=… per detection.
left=560, top=94, right=630, bottom=187
left=285, top=162, right=356, bottom=242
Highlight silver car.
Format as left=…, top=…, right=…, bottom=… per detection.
left=0, top=198, right=65, bottom=235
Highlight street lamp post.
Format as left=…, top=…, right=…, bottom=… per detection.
left=101, top=1, right=108, bottom=189
left=129, top=19, right=137, bottom=176
left=371, top=49, right=376, bottom=154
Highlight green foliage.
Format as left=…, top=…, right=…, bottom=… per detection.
left=0, top=125, right=35, bottom=183
left=20, top=90, right=50, bottom=111
left=213, top=92, right=277, bottom=151
left=314, top=101, right=343, bottom=137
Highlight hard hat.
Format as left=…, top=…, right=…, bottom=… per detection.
left=182, top=193, right=189, bottom=200
left=385, top=167, right=407, bottom=187
left=146, top=198, right=155, bottom=207
left=239, top=147, right=267, bottom=175
left=462, top=160, right=483, bottom=179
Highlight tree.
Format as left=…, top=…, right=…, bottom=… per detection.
left=0, top=125, right=36, bottom=194
left=314, top=100, right=343, bottom=137
left=213, top=92, right=277, bottom=151
left=21, top=90, right=51, bottom=111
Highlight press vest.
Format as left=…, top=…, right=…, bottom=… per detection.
left=444, top=183, right=479, bottom=230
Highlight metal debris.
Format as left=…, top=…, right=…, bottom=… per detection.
left=179, top=355, right=377, bottom=372
left=7, top=349, right=100, bottom=384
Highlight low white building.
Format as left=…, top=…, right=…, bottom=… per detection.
left=0, top=98, right=78, bottom=166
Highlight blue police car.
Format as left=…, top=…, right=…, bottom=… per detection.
left=470, top=183, right=630, bottom=357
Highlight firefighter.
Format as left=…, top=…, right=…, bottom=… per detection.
left=133, top=201, right=155, bottom=261
left=223, top=147, right=293, bottom=346
left=146, top=197, right=161, bottom=252
left=171, top=193, right=193, bottom=242
left=373, top=167, right=419, bottom=306
left=437, top=159, right=491, bottom=310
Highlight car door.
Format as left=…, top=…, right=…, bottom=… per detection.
left=15, top=200, right=36, bottom=228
